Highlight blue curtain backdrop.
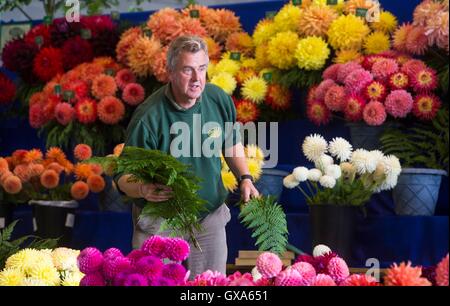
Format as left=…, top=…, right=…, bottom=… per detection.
left=1, top=0, right=448, bottom=268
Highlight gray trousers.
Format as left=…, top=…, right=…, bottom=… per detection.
left=132, top=203, right=231, bottom=278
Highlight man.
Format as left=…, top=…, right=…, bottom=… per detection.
left=116, top=35, right=259, bottom=277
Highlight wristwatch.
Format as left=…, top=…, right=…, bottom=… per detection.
left=238, top=174, right=254, bottom=186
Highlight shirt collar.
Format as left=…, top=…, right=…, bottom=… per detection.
left=165, top=83, right=202, bottom=111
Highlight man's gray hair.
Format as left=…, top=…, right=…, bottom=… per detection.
left=166, top=36, right=209, bottom=72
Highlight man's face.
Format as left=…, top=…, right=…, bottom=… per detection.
left=170, top=50, right=208, bottom=103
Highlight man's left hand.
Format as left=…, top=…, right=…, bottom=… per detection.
left=240, top=179, right=260, bottom=203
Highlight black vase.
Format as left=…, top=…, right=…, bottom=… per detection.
left=30, top=200, right=78, bottom=247
left=309, top=204, right=359, bottom=262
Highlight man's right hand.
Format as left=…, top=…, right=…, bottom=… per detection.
left=139, top=183, right=173, bottom=202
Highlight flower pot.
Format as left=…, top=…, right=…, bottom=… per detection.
left=226, top=168, right=290, bottom=206
left=29, top=200, right=79, bottom=246
left=346, top=122, right=388, bottom=151
left=0, top=202, right=13, bottom=230
left=309, top=204, right=359, bottom=262
left=393, top=168, right=447, bottom=216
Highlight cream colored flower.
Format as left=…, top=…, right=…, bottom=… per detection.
left=302, top=134, right=328, bottom=162
left=293, top=167, right=309, bottom=182
left=62, top=270, right=84, bottom=286
left=308, top=169, right=322, bottom=182
left=314, top=154, right=334, bottom=171
left=325, top=164, right=342, bottom=180
left=283, top=174, right=300, bottom=189
left=319, top=175, right=336, bottom=188
left=351, top=149, right=377, bottom=174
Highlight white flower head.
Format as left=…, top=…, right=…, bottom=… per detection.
left=329, top=137, right=353, bottom=162
left=251, top=266, right=262, bottom=282
left=374, top=174, right=398, bottom=193
left=370, top=150, right=385, bottom=165
left=292, top=167, right=309, bottom=182
left=308, top=169, right=322, bottom=182
left=283, top=174, right=300, bottom=189
left=319, top=175, right=336, bottom=188
left=302, top=134, right=328, bottom=162
left=381, top=155, right=402, bottom=177
left=325, top=164, right=342, bottom=180
left=313, top=244, right=332, bottom=257
left=351, top=149, right=377, bottom=174
left=314, top=154, right=334, bottom=171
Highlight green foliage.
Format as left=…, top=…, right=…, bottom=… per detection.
left=0, top=220, right=58, bottom=270
left=88, top=147, right=207, bottom=249
left=277, top=67, right=324, bottom=89
left=381, top=108, right=449, bottom=171
left=0, top=0, right=32, bottom=12
left=307, top=179, right=374, bottom=206
left=238, top=196, right=288, bottom=255
left=425, top=48, right=449, bottom=95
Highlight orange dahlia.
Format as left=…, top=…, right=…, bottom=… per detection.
left=46, top=147, right=66, bottom=162
left=24, top=149, right=43, bottom=164
left=71, top=181, right=90, bottom=200
left=180, top=17, right=208, bottom=38
left=91, top=74, right=117, bottom=100
left=46, top=162, right=65, bottom=175
left=55, top=102, right=75, bottom=126
left=204, top=37, right=222, bottom=61
left=436, top=254, right=449, bottom=286
left=74, top=144, right=92, bottom=161
left=151, top=48, right=169, bottom=84
left=235, top=68, right=257, bottom=84
left=40, top=169, right=60, bottom=189
left=74, top=163, right=94, bottom=181
left=29, top=164, right=45, bottom=177
left=298, top=4, right=338, bottom=38
left=33, top=47, right=64, bottom=82
left=181, top=4, right=214, bottom=24
left=113, top=143, right=124, bottom=157
left=307, top=100, right=331, bottom=126
left=12, top=150, right=28, bottom=166
left=90, top=164, right=103, bottom=176
left=13, top=164, right=31, bottom=183
left=225, top=32, right=254, bottom=57
left=3, top=175, right=22, bottom=194
left=127, top=36, right=161, bottom=78
left=265, top=84, right=292, bottom=111
left=384, top=262, right=431, bottom=286
left=0, top=157, right=9, bottom=172
left=393, top=23, right=414, bottom=52
left=115, top=27, right=142, bottom=65
left=203, top=8, right=242, bottom=43
left=115, top=69, right=136, bottom=90
left=87, top=174, right=106, bottom=193
left=147, top=8, right=183, bottom=45
left=29, top=92, right=46, bottom=108
left=75, top=98, right=97, bottom=124
left=97, top=96, right=125, bottom=125
left=234, top=98, right=260, bottom=123
left=405, top=26, right=429, bottom=55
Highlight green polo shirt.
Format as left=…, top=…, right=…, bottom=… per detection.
left=116, top=83, right=241, bottom=216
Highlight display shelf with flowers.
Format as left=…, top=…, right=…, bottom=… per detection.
left=392, top=0, right=449, bottom=94
left=1, top=16, right=121, bottom=118
left=250, top=1, right=400, bottom=91
left=28, top=57, right=145, bottom=155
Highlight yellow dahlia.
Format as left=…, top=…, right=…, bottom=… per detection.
left=298, top=4, right=338, bottom=38
left=221, top=170, right=237, bottom=192
left=20, top=278, right=51, bottom=286
left=245, top=144, right=265, bottom=162
left=248, top=158, right=263, bottom=181
left=210, top=72, right=237, bottom=95
left=274, top=4, right=302, bottom=33
left=0, top=268, right=25, bottom=286
left=241, top=76, right=268, bottom=104
left=235, top=67, right=257, bottom=84
left=28, top=265, right=60, bottom=286
left=295, top=36, right=330, bottom=70
left=267, top=31, right=300, bottom=70
left=255, top=43, right=272, bottom=70
left=364, top=31, right=391, bottom=54
left=241, top=58, right=258, bottom=70
left=127, top=36, right=161, bottom=78
left=5, top=249, right=46, bottom=274
left=328, top=14, right=370, bottom=50
left=393, top=23, right=414, bottom=51
left=371, top=11, right=398, bottom=34
left=226, top=32, right=254, bottom=56
left=207, top=61, right=217, bottom=79
left=334, top=49, right=363, bottom=64
left=61, top=270, right=84, bottom=286
left=214, top=58, right=241, bottom=77
left=252, top=19, right=277, bottom=46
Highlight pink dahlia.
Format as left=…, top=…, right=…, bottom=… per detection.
left=97, top=96, right=125, bottom=125
left=315, top=79, right=337, bottom=101
left=364, top=80, right=387, bottom=101
left=164, top=237, right=190, bottom=262
left=290, top=262, right=316, bottom=285
left=344, top=69, right=374, bottom=94
left=371, top=58, right=399, bottom=81
left=62, top=80, right=89, bottom=103
left=256, top=252, right=283, bottom=279
left=274, top=268, right=306, bottom=286
left=186, top=270, right=229, bottom=286
left=327, top=257, right=350, bottom=284
left=310, top=274, right=337, bottom=286
left=54, top=102, right=74, bottom=126
left=411, top=68, right=438, bottom=93
left=103, top=248, right=124, bottom=260
left=307, top=86, right=318, bottom=104
left=384, top=262, right=432, bottom=286
left=227, top=272, right=255, bottom=286
left=141, top=235, right=167, bottom=258
left=324, top=85, right=346, bottom=111
left=389, top=72, right=410, bottom=90
left=405, top=26, right=429, bottom=55
left=363, top=101, right=387, bottom=126
left=123, top=273, right=149, bottom=286
left=127, top=249, right=146, bottom=266
left=343, top=94, right=366, bottom=122
left=307, top=100, right=332, bottom=126
left=340, top=274, right=379, bottom=286
left=436, top=254, right=449, bottom=286
left=322, top=64, right=342, bottom=82
left=103, top=256, right=132, bottom=281
left=152, top=277, right=177, bottom=286
left=361, top=55, right=384, bottom=71
left=115, top=69, right=136, bottom=90
left=122, top=83, right=145, bottom=106
left=337, top=62, right=363, bottom=84
left=413, top=93, right=442, bottom=120
left=135, top=255, right=164, bottom=281
left=80, top=273, right=106, bottom=286
left=77, top=247, right=104, bottom=274
left=161, top=263, right=187, bottom=284
left=401, top=59, right=427, bottom=78
left=385, top=90, right=414, bottom=118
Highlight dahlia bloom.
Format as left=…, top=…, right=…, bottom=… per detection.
left=343, top=94, right=366, bottom=122
left=412, top=93, right=441, bottom=120
left=256, top=252, right=283, bottom=279
left=77, top=247, right=104, bottom=274
left=384, top=262, right=432, bottom=286
left=97, top=96, right=125, bottom=125
left=384, top=90, right=414, bottom=118
left=363, top=101, right=387, bottom=126
left=307, top=100, right=332, bottom=126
